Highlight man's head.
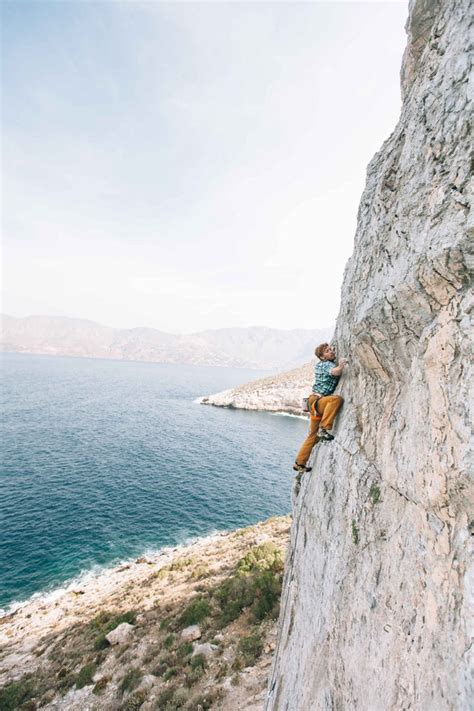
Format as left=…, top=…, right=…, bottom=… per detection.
left=314, top=343, right=336, bottom=362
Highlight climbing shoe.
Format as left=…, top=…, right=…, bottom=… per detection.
left=318, top=428, right=334, bottom=441
left=293, top=462, right=312, bottom=473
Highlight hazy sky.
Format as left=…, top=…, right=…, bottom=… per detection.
left=2, top=0, right=407, bottom=334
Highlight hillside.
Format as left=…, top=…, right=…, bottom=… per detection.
left=0, top=517, right=290, bottom=711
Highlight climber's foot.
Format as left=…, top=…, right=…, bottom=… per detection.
left=293, top=462, right=312, bottom=473
left=318, top=428, right=334, bottom=441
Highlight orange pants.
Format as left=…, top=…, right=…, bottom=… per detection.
left=295, top=394, right=343, bottom=466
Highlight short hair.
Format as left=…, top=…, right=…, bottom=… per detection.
left=314, top=343, right=329, bottom=360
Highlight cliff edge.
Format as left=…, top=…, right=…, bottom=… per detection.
left=266, top=1, right=472, bottom=709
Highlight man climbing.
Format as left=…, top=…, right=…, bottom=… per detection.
left=293, top=343, right=346, bottom=473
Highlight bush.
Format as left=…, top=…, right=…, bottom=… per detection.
left=189, top=689, right=223, bottom=709
left=216, top=662, right=228, bottom=679
left=163, top=633, right=175, bottom=649
left=251, top=569, right=282, bottom=621
left=369, top=483, right=381, bottom=504
left=176, top=641, right=193, bottom=659
left=237, top=543, right=284, bottom=574
left=180, top=596, right=211, bottom=627
left=190, top=653, right=206, bottom=670
left=123, top=689, right=147, bottom=710
left=119, top=668, right=142, bottom=694
left=213, top=543, right=284, bottom=625
left=76, top=662, right=97, bottom=689
left=0, top=678, right=35, bottom=711
left=186, top=665, right=205, bottom=686
left=173, top=687, right=190, bottom=707
left=89, top=610, right=136, bottom=633
left=92, top=676, right=110, bottom=695
left=190, top=565, right=210, bottom=580
left=237, top=631, right=264, bottom=666
left=156, top=685, right=177, bottom=708
left=90, top=609, right=136, bottom=649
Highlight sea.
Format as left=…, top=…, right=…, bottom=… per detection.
left=0, top=352, right=306, bottom=613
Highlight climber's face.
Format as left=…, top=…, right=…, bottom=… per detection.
left=322, top=346, right=336, bottom=362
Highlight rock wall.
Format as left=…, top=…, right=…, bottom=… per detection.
left=266, top=1, right=472, bottom=709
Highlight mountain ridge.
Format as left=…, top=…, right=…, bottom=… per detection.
left=0, top=314, right=332, bottom=371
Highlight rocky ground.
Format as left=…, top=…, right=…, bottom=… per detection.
left=199, top=362, right=313, bottom=416
left=0, top=516, right=290, bottom=711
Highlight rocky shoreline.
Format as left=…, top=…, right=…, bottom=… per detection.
left=0, top=516, right=290, bottom=710
left=199, top=362, right=313, bottom=417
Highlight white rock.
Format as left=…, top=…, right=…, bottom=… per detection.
left=105, top=622, right=134, bottom=646
left=180, top=625, right=202, bottom=641
left=192, top=642, right=218, bottom=658
left=137, top=674, right=156, bottom=692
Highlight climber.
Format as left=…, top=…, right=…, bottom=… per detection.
left=293, top=343, right=346, bottom=473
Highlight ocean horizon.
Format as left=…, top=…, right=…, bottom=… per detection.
left=1, top=352, right=305, bottom=613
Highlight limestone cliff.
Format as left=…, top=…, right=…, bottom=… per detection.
left=266, top=1, right=472, bottom=709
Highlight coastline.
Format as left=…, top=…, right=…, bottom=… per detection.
left=195, top=396, right=308, bottom=421
left=0, top=528, right=232, bottom=620
left=0, top=515, right=291, bottom=710
left=198, top=361, right=314, bottom=417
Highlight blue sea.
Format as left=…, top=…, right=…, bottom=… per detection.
left=0, top=353, right=305, bottom=612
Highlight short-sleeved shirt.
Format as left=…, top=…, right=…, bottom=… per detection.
left=312, top=360, right=339, bottom=396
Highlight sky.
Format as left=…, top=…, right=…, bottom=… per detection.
left=2, top=0, right=408, bottom=334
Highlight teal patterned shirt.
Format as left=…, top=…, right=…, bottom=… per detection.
left=312, top=360, right=339, bottom=396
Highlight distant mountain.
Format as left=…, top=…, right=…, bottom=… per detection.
left=0, top=315, right=333, bottom=370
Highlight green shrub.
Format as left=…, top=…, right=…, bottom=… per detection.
left=156, top=685, right=177, bottom=708
left=216, top=662, right=228, bottom=679
left=237, top=631, right=264, bottom=666
left=76, top=662, right=97, bottom=689
left=176, top=641, right=193, bottom=659
left=189, top=689, right=223, bottom=709
left=123, top=689, right=147, bottom=710
left=89, top=609, right=136, bottom=633
left=89, top=609, right=136, bottom=649
left=251, top=569, right=282, bottom=621
left=119, top=668, right=142, bottom=694
left=92, top=676, right=110, bottom=695
left=369, top=483, right=381, bottom=504
left=0, top=678, right=35, bottom=711
left=180, top=596, right=211, bottom=627
left=237, top=543, right=284, bottom=574
left=93, top=633, right=109, bottom=650
left=215, top=555, right=283, bottom=625
left=163, top=667, right=179, bottom=681
left=186, top=665, right=205, bottom=685
left=151, top=661, right=168, bottom=677
left=190, top=565, right=210, bottom=580
left=172, top=687, right=190, bottom=707
left=163, top=633, right=175, bottom=649
left=143, top=645, right=159, bottom=664
left=190, top=653, right=207, bottom=670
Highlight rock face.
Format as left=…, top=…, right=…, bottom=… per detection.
left=266, top=2, right=472, bottom=710
left=200, top=362, right=314, bottom=415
